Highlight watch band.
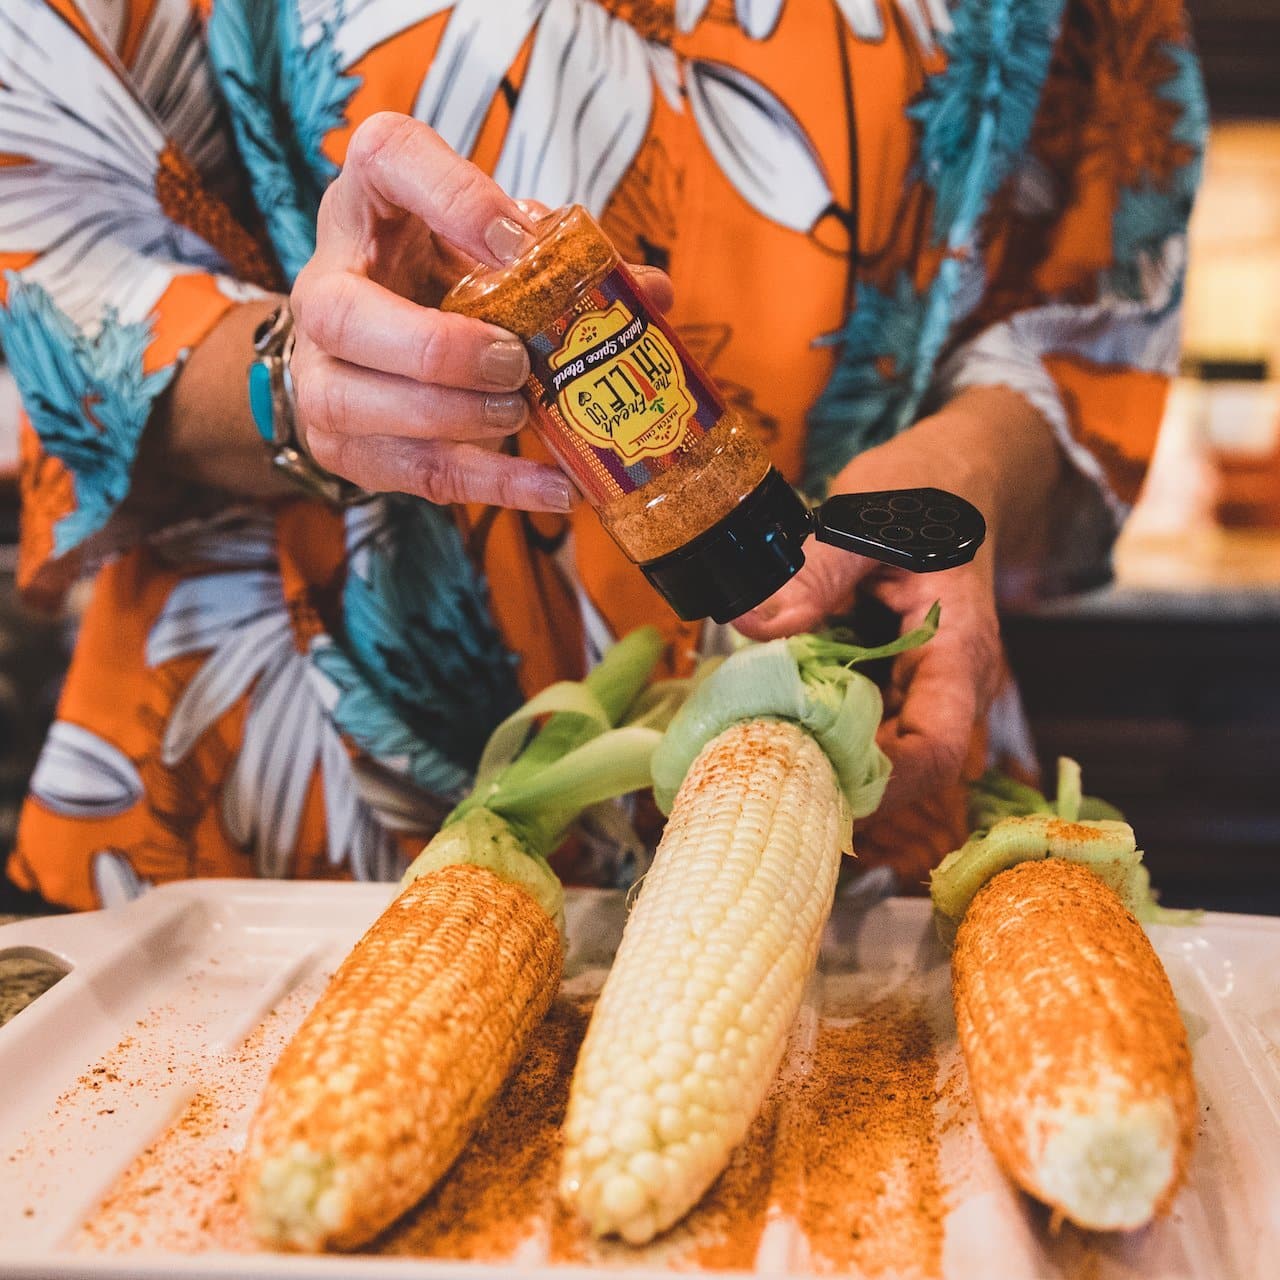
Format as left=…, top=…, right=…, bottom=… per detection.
left=249, top=303, right=370, bottom=507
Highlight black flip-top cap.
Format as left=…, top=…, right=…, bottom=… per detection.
left=639, top=469, right=812, bottom=624
left=639, top=474, right=987, bottom=624
left=812, top=488, right=987, bottom=572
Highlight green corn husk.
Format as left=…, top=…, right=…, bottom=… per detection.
left=931, top=756, right=1201, bottom=944
left=403, top=626, right=671, bottom=929
left=652, top=604, right=940, bottom=830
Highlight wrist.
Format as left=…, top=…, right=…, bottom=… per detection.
left=250, top=302, right=369, bottom=507
left=149, top=297, right=300, bottom=500
left=893, top=387, right=1061, bottom=538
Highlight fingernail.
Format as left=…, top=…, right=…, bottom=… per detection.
left=538, top=474, right=573, bottom=512
left=483, top=392, right=527, bottom=430
left=484, top=215, right=533, bottom=265
left=515, top=198, right=551, bottom=221
left=479, top=338, right=529, bottom=390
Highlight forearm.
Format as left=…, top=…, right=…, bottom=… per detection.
left=140, top=296, right=296, bottom=500
left=846, top=385, right=1066, bottom=570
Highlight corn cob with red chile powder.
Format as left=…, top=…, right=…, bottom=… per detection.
left=933, top=761, right=1199, bottom=1230
left=241, top=627, right=668, bottom=1250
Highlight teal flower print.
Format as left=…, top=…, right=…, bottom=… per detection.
left=323, top=498, right=522, bottom=795
left=1160, top=42, right=1210, bottom=155
left=909, top=0, right=1065, bottom=246
left=281, top=0, right=360, bottom=188
left=804, top=273, right=932, bottom=491
left=0, top=274, right=175, bottom=555
left=809, top=0, right=1065, bottom=489
left=1110, top=43, right=1206, bottom=301
left=311, top=641, right=471, bottom=800
left=207, top=0, right=354, bottom=279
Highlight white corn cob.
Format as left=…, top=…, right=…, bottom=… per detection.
left=561, top=717, right=846, bottom=1243
left=952, top=857, right=1196, bottom=1230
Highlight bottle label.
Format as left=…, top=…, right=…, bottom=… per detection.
left=526, top=265, right=725, bottom=503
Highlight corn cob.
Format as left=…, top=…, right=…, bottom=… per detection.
left=561, top=717, right=846, bottom=1243
left=559, top=610, right=940, bottom=1243
left=241, top=862, right=562, bottom=1250
left=930, top=758, right=1197, bottom=943
left=952, top=857, right=1196, bottom=1230
left=241, top=627, right=668, bottom=1251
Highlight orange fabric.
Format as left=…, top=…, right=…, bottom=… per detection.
left=120, top=0, right=158, bottom=66
left=4, top=0, right=1200, bottom=908
left=17, top=426, right=76, bottom=607
left=1044, top=358, right=1169, bottom=506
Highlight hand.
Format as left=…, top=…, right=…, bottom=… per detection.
left=289, top=113, right=672, bottom=510
left=734, top=419, right=1006, bottom=811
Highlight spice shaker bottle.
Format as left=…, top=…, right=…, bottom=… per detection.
left=443, top=205, right=985, bottom=623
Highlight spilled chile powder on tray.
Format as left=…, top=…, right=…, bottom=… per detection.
left=75, top=987, right=322, bottom=1255
left=374, top=995, right=591, bottom=1260
left=76, top=991, right=944, bottom=1273
left=378, top=990, right=945, bottom=1274
left=780, top=995, right=945, bottom=1277
left=380, top=994, right=779, bottom=1272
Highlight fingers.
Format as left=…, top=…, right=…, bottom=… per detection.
left=515, top=198, right=553, bottom=220
left=875, top=640, right=980, bottom=812
left=733, top=542, right=875, bottom=639
left=293, top=269, right=529, bottom=390
left=306, top=431, right=573, bottom=512
left=631, top=265, right=675, bottom=314
left=295, top=352, right=528, bottom=449
left=873, top=593, right=1001, bottom=811
left=323, top=113, right=534, bottom=267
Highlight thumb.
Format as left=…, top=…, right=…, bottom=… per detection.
left=733, top=542, right=873, bottom=639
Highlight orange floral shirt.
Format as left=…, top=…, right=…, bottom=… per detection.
left=0, top=0, right=1204, bottom=908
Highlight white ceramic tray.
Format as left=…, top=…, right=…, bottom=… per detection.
left=1, top=880, right=1278, bottom=1279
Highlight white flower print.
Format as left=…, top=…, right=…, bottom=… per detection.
left=491, top=0, right=832, bottom=228
left=0, top=0, right=231, bottom=331
left=895, top=0, right=953, bottom=56
left=646, top=42, right=683, bottom=112
left=298, top=0, right=452, bottom=70
left=78, top=0, right=130, bottom=48
left=493, top=0, right=656, bottom=213
left=686, top=60, right=833, bottom=232
left=835, top=0, right=885, bottom=41
left=91, top=850, right=151, bottom=908
left=29, top=722, right=144, bottom=819
left=676, top=0, right=712, bottom=33
left=733, top=0, right=786, bottom=41
left=295, top=0, right=836, bottom=232
left=145, top=543, right=403, bottom=882
left=128, top=0, right=238, bottom=178
left=150, top=574, right=293, bottom=766
left=214, top=276, right=272, bottom=306
left=413, top=0, right=551, bottom=158
left=149, top=506, right=281, bottom=569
